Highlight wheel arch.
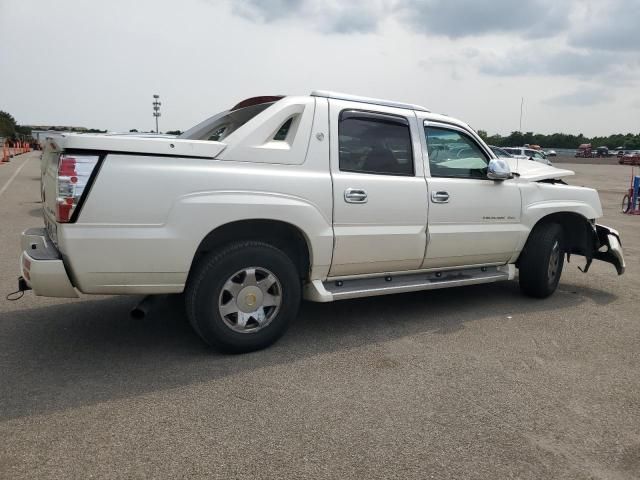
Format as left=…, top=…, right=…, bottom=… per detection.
left=188, top=219, right=312, bottom=282
left=518, top=211, right=596, bottom=265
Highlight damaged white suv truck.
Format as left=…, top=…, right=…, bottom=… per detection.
left=19, top=91, right=625, bottom=352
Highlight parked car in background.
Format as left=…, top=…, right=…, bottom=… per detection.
left=575, top=143, right=593, bottom=158
left=595, top=146, right=610, bottom=158
left=503, top=147, right=552, bottom=166
left=619, top=151, right=640, bottom=165
left=545, top=150, right=557, bottom=157
left=489, top=145, right=513, bottom=158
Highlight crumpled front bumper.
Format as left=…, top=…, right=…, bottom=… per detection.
left=591, top=224, right=625, bottom=275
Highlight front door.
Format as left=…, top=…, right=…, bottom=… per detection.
left=422, top=122, right=523, bottom=269
left=329, top=100, right=428, bottom=277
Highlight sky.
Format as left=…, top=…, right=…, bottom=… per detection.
left=0, top=0, right=639, bottom=136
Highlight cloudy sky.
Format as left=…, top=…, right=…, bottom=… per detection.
left=0, top=0, right=638, bottom=136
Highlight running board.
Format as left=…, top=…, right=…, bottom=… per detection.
left=304, top=265, right=513, bottom=302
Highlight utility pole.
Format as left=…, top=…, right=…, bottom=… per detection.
left=152, top=94, right=161, bottom=133
left=519, top=97, right=524, bottom=132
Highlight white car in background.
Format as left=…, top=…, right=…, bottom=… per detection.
left=503, top=147, right=552, bottom=166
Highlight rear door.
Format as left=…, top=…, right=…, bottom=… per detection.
left=328, top=100, right=428, bottom=277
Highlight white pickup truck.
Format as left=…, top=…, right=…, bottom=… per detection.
left=18, top=91, right=625, bottom=352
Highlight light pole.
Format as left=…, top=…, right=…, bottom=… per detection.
left=152, top=94, right=161, bottom=133
left=519, top=97, right=524, bottom=132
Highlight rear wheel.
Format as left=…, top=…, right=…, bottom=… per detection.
left=622, top=194, right=631, bottom=213
left=518, top=223, right=565, bottom=298
left=186, top=241, right=301, bottom=353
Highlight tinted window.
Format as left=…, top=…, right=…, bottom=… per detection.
left=180, top=102, right=276, bottom=141
left=425, top=126, right=489, bottom=179
left=339, top=111, right=414, bottom=176
left=208, top=125, right=228, bottom=141
left=273, top=118, right=293, bottom=141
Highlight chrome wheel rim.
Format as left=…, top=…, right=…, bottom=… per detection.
left=548, top=241, right=560, bottom=284
left=218, top=267, right=282, bottom=333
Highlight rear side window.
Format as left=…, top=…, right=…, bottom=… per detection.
left=338, top=110, right=414, bottom=176
left=273, top=118, right=293, bottom=141
left=425, top=126, right=489, bottom=179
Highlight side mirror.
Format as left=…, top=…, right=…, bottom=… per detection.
left=487, top=158, right=512, bottom=181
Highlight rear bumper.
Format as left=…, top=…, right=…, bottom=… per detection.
left=19, top=228, right=78, bottom=298
left=593, top=224, right=625, bottom=275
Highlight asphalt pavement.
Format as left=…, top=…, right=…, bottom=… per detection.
left=1, top=152, right=638, bottom=479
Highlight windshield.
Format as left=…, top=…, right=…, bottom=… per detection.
left=491, top=146, right=512, bottom=158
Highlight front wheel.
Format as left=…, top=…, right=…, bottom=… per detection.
left=622, top=194, right=631, bottom=213
left=518, top=223, right=565, bottom=298
left=186, top=241, right=301, bottom=353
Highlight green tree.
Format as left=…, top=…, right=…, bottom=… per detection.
left=0, top=111, right=17, bottom=137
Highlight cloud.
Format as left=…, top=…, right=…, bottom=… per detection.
left=231, top=0, right=305, bottom=23
left=479, top=49, right=623, bottom=78
left=543, top=88, right=613, bottom=107
left=396, top=0, right=569, bottom=39
left=230, top=0, right=389, bottom=34
left=569, top=0, right=640, bottom=52
left=230, top=0, right=572, bottom=38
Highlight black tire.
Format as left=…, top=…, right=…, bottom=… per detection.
left=622, top=195, right=631, bottom=213
left=518, top=223, right=565, bottom=299
left=186, top=241, right=301, bottom=353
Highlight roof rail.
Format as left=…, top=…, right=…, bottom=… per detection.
left=311, top=90, right=430, bottom=112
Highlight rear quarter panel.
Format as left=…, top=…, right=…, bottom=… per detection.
left=58, top=131, right=333, bottom=293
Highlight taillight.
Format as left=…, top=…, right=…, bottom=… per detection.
left=56, top=154, right=99, bottom=223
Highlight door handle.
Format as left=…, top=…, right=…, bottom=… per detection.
left=344, top=188, right=368, bottom=204
left=431, top=191, right=450, bottom=203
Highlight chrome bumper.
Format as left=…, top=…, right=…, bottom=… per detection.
left=19, top=228, right=78, bottom=298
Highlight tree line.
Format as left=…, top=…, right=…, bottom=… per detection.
left=477, top=130, right=640, bottom=150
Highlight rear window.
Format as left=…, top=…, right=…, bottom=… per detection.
left=180, top=99, right=282, bottom=141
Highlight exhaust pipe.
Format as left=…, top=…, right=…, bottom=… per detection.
left=130, top=295, right=157, bottom=319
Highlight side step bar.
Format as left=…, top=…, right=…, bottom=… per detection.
left=304, top=265, right=514, bottom=302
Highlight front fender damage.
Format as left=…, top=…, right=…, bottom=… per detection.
left=571, top=224, right=625, bottom=275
